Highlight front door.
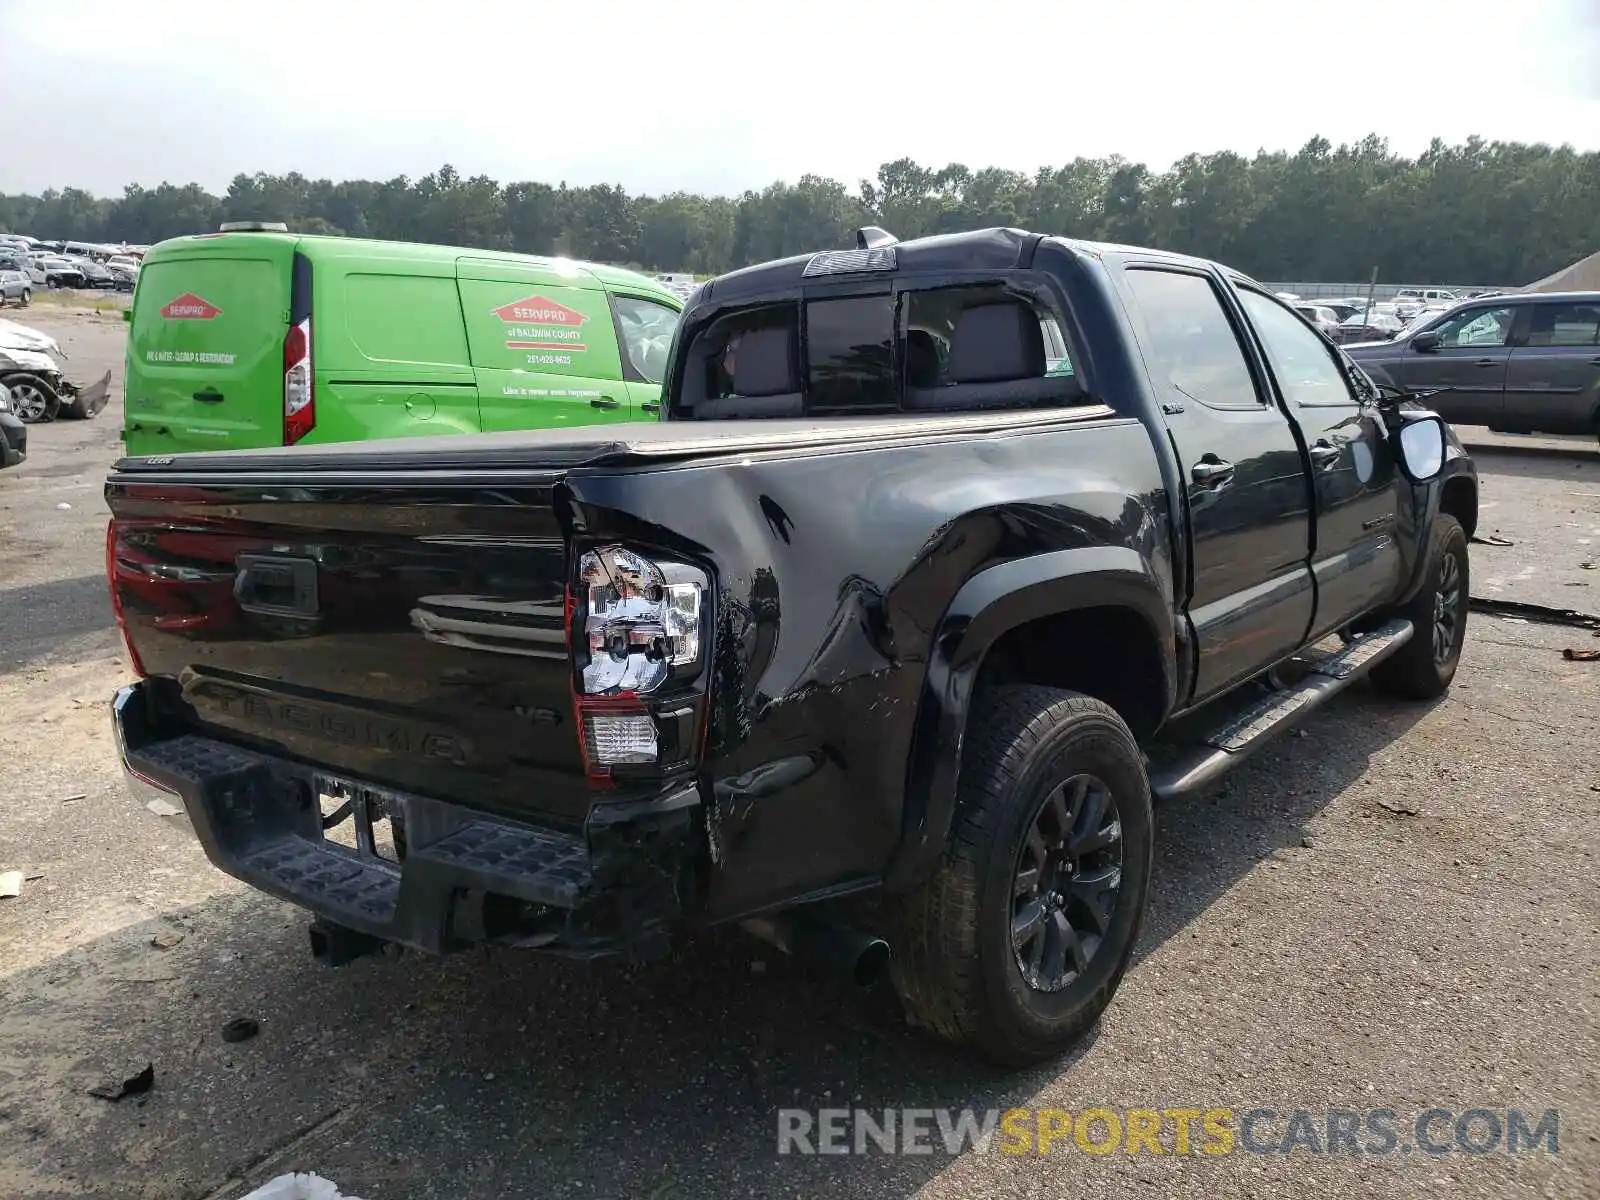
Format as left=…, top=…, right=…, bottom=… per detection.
left=1397, top=303, right=1515, bottom=428
left=455, top=258, right=632, bottom=431
left=607, top=290, right=681, bottom=419
left=1503, top=300, right=1600, bottom=435
left=1236, top=288, right=1404, bottom=639
left=1120, top=265, right=1315, bottom=702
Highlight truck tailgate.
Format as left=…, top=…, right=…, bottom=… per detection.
left=106, top=466, right=589, bottom=826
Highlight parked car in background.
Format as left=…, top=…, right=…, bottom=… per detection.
left=68, top=257, right=117, bottom=288
left=105, top=260, right=138, bottom=291
left=1293, top=303, right=1342, bottom=339
left=1319, top=301, right=1365, bottom=321
left=1346, top=292, right=1600, bottom=438
left=1336, top=311, right=1405, bottom=343
left=123, top=224, right=684, bottom=456
left=0, top=269, right=31, bottom=308
left=29, top=254, right=85, bottom=288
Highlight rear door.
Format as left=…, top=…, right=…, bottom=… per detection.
left=607, top=290, right=681, bottom=417
left=1119, top=264, right=1315, bottom=701
left=1504, top=300, right=1600, bottom=434
left=125, top=244, right=293, bottom=453
left=456, top=258, right=632, bottom=429
left=1394, top=303, right=1515, bottom=428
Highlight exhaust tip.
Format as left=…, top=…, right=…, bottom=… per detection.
left=853, top=938, right=891, bottom=988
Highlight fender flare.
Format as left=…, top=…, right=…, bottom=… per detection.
left=884, top=545, right=1175, bottom=891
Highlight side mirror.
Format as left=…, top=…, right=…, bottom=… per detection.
left=122, top=308, right=132, bottom=324
left=1396, top=413, right=1446, bottom=482
left=1411, top=330, right=1442, bottom=353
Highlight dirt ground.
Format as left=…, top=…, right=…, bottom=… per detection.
left=1, top=310, right=1596, bottom=1200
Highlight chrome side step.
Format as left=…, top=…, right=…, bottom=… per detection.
left=1149, top=618, right=1413, bottom=802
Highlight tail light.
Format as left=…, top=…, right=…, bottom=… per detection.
left=283, top=249, right=314, bottom=445
left=283, top=316, right=313, bottom=444
left=105, top=520, right=148, bottom=677
left=567, top=545, right=709, bottom=787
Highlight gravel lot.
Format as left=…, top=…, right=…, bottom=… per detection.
left=1, top=310, right=1596, bottom=1199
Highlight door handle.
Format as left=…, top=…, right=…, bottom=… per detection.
left=589, top=396, right=621, bottom=411
left=193, top=388, right=224, bottom=403
left=1588, top=357, right=1600, bottom=367
left=641, top=402, right=661, bottom=414
left=1309, top=441, right=1341, bottom=468
left=1191, top=457, right=1234, bottom=486
left=1474, top=358, right=1497, bottom=368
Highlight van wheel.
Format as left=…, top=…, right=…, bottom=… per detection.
left=1370, top=514, right=1468, bottom=700
left=888, top=686, right=1152, bottom=1066
left=17, top=289, right=28, bottom=307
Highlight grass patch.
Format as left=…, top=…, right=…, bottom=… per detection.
left=17, top=289, right=130, bottom=316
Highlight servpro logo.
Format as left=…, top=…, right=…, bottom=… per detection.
left=493, top=293, right=588, bottom=352
left=492, top=295, right=588, bottom=326
left=161, top=292, right=222, bottom=320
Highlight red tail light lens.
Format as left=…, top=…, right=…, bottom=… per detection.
left=283, top=317, right=314, bottom=444
left=105, top=520, right=148, bottom=677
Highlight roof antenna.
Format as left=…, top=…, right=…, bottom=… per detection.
left=855, top=226, right=898, bottom=250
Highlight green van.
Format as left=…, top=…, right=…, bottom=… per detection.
left=122, top=224, right=683, bottom=456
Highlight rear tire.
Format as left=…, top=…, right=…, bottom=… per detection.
left=1370, top=514, right=1468, bottom=700
left=888, top=686, right=1153, bottom=1066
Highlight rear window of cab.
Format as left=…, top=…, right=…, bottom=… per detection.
left=672, top=282, right=1086, bottom=419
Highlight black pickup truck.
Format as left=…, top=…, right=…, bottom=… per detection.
left=107, top=228, right=1478, bottom=1066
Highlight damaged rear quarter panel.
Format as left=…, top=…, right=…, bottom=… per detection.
left=564, top=414, right=1171, bottom=920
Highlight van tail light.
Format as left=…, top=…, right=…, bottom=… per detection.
left=566, top=545, right=709, bottom=788
left=283, top=249, right=314, bottom=445
left=105, top=520, right=148, bottom=678
left=283, top=316, right=313, bottom=444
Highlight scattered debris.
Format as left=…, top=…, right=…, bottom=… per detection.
left=221, top=1017, right=261, bottom=1044
left=241, top=1173, right=368, bottom=1200
left=1581, top=561, right=1596, bottom=570
left=1562, top=648, right=1600, bottom=662
left=56, top=501, right=72, bottom=511
left=0, top=870, right=22, bottom=898
left=1468, top=596, right=1600, bottom=631
left=1375, top=798, right=1420, bottom=817
left=1471, top=534, right=1515, bottom=547
left=88, top=1062, right=154, bottom=1102
left=1300, top=835, right=1315, bottom=849
left=150, top=931, right=185, bottom=950
left=145, top=798, right=182, bottom=818
left=60, top=793, right=86, bottom=804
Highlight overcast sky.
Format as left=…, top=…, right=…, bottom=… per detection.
left=2, top=0, right=1598, bottom=198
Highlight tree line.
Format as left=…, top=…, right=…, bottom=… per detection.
left=2, top=136, right=1596, bottom=285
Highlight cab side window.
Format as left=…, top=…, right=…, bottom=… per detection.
left=1123, top=268, right=1263, bottom=410
left=610, top=294, right=680, bottom=384
left=1237, top=290, right=1354, bottom=408
left=1433, top=306, right=1514, bottom=348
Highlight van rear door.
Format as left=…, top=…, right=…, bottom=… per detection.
left=125, top=241, right=294, bottom=454
left=456, top=257, right=633, bottom=430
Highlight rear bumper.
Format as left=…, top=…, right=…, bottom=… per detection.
left=112, top=682, right=700, bottom=959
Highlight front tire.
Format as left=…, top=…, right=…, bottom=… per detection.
left=888, top=686, right=1153, bottom=1066
left=1370, top=514, right=1469, bottom=700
